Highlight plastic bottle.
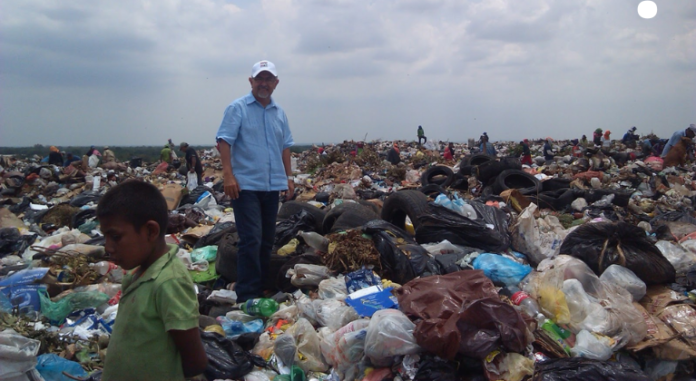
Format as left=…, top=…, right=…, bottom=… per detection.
left=241, top=298, right=279, bottom=317
left=503, top=285, right=542, bottom=321
left=90, top=261, right=115, bottom=276
left=298, top=231, right=329, bottom=253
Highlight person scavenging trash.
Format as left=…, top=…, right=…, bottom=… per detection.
left=215, top=60, right=294, bottom=303
left=593, top=128, right=603, bottom=146
left=479, top=134, right=496, bottom=156
left=97, top=181, right=208, bottom=380
left=543, top=138, right=555, bottom=164
left=417, top=125, right=427, bottom=145
left=180, top=142, right=203, bottom=186
left=387, top=142, right=401, bottom=165
left=622, top=126, right=638, bottom=146
left=661, top=124, right=696, bottom=158
left=520, top=139, right=532, bottom=165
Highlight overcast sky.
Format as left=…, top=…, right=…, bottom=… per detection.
left=2, top=0, right=695, bottom=147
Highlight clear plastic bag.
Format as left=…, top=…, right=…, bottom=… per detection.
left=320, top=319, right=370, bottom=368
left=187, top=172, right=198, bottom=191
left=364, top=309, right=421, bottom=367
left=314, top=298, right=359, bottom=332
left=570, top=330, right=613, bottom=360
left=511, top=204, right=570, bottom=265
left=0, top=329, right=41, bottom=380
left=273, top=334, right=297, bottom=366
left=284, top=318, right=328, bottom=372
left=318, top=276, right=348, bottom=300
left=599, top=265, right=646, bottom=302
left=656, top=240, right=696, bottom=274
left=289, top=264, right=332, bottom=287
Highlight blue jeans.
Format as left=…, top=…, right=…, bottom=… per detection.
left=230, top=190, right=279, bottom=302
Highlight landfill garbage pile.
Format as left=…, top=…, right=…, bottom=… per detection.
left=1, top=136, right=696, bottom=381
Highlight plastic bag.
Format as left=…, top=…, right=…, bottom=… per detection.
left=289, top=264, right=332, bottom=287
left=415, top=202, right=510, bottom=253
left=274, top=334, right=297, bottom=366
left=320, top=319, right=370, bottom=368
left=511, top=203, right=570, bottom=265
left=39, top=289, right=109, bottom=324
left=364, top=309, right=421, bottom=366
left=36, top=353, right=88, bottom=381
left=191, top=246, right=218, bottom=263
left=434, top=194, right=477, bottom=220
left=314, top=298, right=359, bottom=332
left=395, top=270, right=498, bottom=359
left=274, top=210, right=316, bottom=247
left=656, top=240, right=696, bottom=273
left=559, top=222, right=676, bottom=285
left=472, top=253, right=532, bottom=287
left=284, top=318, right=328, bottom=372
left=0, top=329, right=41, bottom=380
left=599, top=265, right=646, bottom=302
left=187, top=172, right=198, bottom=191
left=532, top=357, right=651, bottom=381
left=202, top=331, right=264, bottom=380
left=483, top=352, right=534, bottom=381
left=344, top=267, right=381, bottom=293
left=363, top=220, right=419, bottom=285
left=570, top=330, right=613, bottom=361
left=318, top=276, right=348, bottom=300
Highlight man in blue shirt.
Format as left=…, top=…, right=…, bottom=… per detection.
left=662, top=124, right=696, bottom=158
left=215, top=60, right=294, bottom=302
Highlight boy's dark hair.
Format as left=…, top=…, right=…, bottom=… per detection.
left=97, top=180, right=169, bottom=237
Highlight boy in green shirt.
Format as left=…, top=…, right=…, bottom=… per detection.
left=97, top=181, right=207, bottom=381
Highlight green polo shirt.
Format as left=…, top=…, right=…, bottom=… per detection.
left=102, top=244, right=199, bottom=381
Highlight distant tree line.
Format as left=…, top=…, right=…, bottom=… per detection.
left=0, top=144, right=311, bottom=164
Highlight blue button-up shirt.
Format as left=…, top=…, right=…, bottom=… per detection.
left=215, top=93, right=294, bottom=191
left=661, top=129, right=685, bottom=157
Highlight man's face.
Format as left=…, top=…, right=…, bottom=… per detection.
left=687, top=129, right=695, bottom=139
left=100, top=216, right=157, bottom=270
left=249, top=71, right=279, bottom=101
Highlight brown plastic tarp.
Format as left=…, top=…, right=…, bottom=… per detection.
left=395, top=270, right=529, bottom=359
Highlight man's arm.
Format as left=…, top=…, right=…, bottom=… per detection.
left=218, top=140, right=240, bottom=199
left=282, top=147, right=294, bottom=201
left=170, top=328, right=208, bottom=378
left=189, top=155, right=197, bottom=173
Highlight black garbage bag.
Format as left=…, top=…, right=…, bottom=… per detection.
left=415, top=203, right=510, bottom=253
left=69, top=191, right=101, bottom=207
left=23, top=208, right=49, bottom=224
left=195, top=221, right=236, bottom=249
left=9, top=197, right=31, bottom=214
left=414, top=355, right=461, bottom=381
left=274, top=210, right=315, bottom=247
left=180, top=185, right=215, bottom=206
left=71, top=209, right=97, bottom=229
left=363, top=220, right=419, bottom=284
left=0, top=228, right=37, bottom=257
left=532, top=358, right=650, bottom=381
left=650, top=209, right=696, bottom=226
left=176, top=205, right=208, bottom=224
left=201, top=331, right=266, bottom=380
left=469, top=200, right=510, bottom=241
left=559, top=222, right=676, bottom=284
left=434, top=253, right=468, bottom=274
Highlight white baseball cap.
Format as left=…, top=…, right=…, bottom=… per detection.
left=251, top=60, right=277, bottom=77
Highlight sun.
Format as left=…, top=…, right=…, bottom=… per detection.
left=637, top=1, right=657, bottom=19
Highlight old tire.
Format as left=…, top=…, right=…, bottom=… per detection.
left=420, top=166, right=454, bottom=187
left=419, top=184, right=446, bottom=199
left=381, top=190, right=430, bottom=232
left=329, top=207, right=381, bottom=233
left=323, top=203, right=371, bottom=233
left=277, top=201, right=326, bottom=234
left=462, top=154, right=494, bottom=167
left=492, top=169, right=541, bottom=195
left=541, top=178, right=572, bottom=192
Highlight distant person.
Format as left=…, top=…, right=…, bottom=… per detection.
left=180, top=142, right=203, bottom=185
left=662, top=124, right=696, bottom=158
left=580, top=135, right=589, bottom=148
left=63, top=153, right=80, bottom=167
left=102, top=146, right=116, bottom=164
left=543, top=139, right=555, bottom=164
left=480, top=135, right=496, bottom=156
left=168, top=139, right=179, bottom=161
left=593, top=129, right=603, bottom=146
left=160, top=144, right=173, bottom=164
left=97, top=181, right=207, bottom=380
left=572, top=139, right=584, bottom=157
left=601, top=130, right=612, bottom=149
left=387, top=143, right=401, bottom=165
left=215, top=60, right=294, bottom=303
left=417, top=125, right=427, bottom=145
left=642, top=137, right=660, bottom=157
left=47, top=146, right=63, bottom=166
left=622, top=126, right=638, bottom=146
left=520, top=139, right=532, bottom=165
left=443, top=142, right=454, bottom=161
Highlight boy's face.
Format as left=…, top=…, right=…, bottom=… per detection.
left=99, top=216, right=159, bottom=270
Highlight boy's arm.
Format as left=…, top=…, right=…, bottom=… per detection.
left=170, top=328, right=208, bottom=378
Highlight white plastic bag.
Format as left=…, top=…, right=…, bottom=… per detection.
left=314, top=298, right=359, bottom=332
left=599, top=265, right=646, bottom=302
left=187, top=172, right=198, bottom=191
left=511, top=204, right=571, bottom=265
left=364, top=309, right=421, bottom=367
left=0, top=329, right=41, bottom=379
left=320, top=319, right=370, bottom=368
left=289, top=264, right=332, bottom=287
left=570, top=330, right=613, bottom=360
left=318, top=276, right=348, bottom=300
left=284, top=318, right=328, bottom=372
left=656, top=240, right=696, bottom=273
